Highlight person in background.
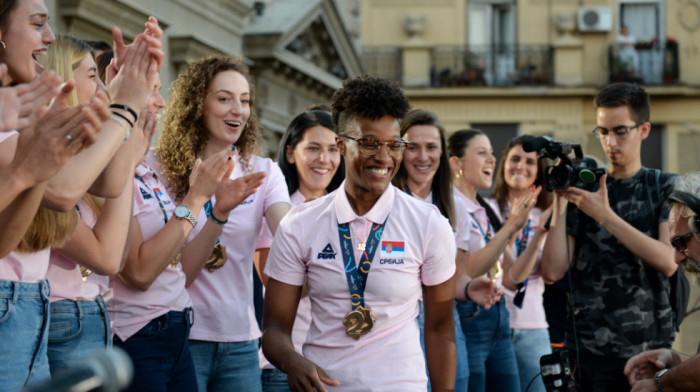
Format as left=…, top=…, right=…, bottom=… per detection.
left=155, top=55, right=288, bottom=392
left=449, top=128, right=540, bottom=392
left=490, top=135, right=553, bottom=392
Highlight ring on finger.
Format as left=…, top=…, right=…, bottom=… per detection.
left=523, top=202, right=528, bottom=208
left=66, top=133, right=73, bottom=141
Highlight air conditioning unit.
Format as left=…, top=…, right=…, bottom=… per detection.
left=577, top=7, right=613, bottom=32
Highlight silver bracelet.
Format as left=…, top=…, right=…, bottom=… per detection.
left=508, top=266, right=527, bottom=285
left=108, top=115, right=131, bottom=142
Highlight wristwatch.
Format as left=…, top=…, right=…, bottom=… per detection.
left=174, top=205, right=197, bottom=228
left=654, top=368, right=669, bottom=392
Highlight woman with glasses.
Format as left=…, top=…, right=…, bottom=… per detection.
left=490, top=135, right=553, bottom=392
left=154, top=55, right=289, bottom=392
left=263, top=75, right=457, bottom=391
left=448, top=129, right=540, bottom=392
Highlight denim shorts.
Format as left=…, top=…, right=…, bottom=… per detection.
left=0, top=279, right=51, bottom=390
left=47, top=296, right=111, bottom=375
left=114, top=308, right=197, bottom=392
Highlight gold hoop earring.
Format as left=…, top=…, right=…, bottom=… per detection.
left=0, top=41, right=5, bottom=49
left=455, top=169, right=463, bottom=179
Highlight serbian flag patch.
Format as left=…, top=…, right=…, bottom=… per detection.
left=380, top=241, right=405, bottom=257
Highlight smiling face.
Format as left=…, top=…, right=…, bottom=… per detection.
left=596, top=105, right=648, bottom=170
left=287, top=125, right=341, bottom=198
left=0, top=0, right=55, bottom=85
left=73, top=53, right=100, bottom=104
left=454, top=134, right=495, bottom=190
left=504, top=144, right=538, bottom=191
left=402, top=124, right=442, bottom=190
left=202, top=70, right=251, bottom=149
left=341, top=115, right=402, bottom=200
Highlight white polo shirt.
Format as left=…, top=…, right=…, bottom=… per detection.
left=265, top=182, right=455, bottom=391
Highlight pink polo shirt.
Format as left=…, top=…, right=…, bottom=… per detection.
left=0, top=131, right=52, bottom=283
left=47, top=199, right=102, bottom=302
left=107, top=160, right=191, bottom=341
left=497, top=204, right=548, bottom=330
left=187, top=155, right=290, bottom=342
left=259, top=190, right=310, bottom=370
left=453, top=187, right=503, bottom=283
left=265, top=183, right=456, bottom=391
left=406, top=189, right=469, bottom=252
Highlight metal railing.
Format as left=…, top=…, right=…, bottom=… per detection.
left=430, top=44, right=553, bottom=87
left=361, top=47, right=402, bottom=84
left=608, top=41, right=679, bottom=85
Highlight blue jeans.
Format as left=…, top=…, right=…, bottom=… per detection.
left=114, top=309, right=197, bottom=392
left=418, top=302, right=469, bottom=391
left=0, top=280, right=51, bottom=391
left=189, top=339, right=262, bottom=392
left=457, top=296, right=520, bottom=392
left=511, top=328, right=551, bottom=392
left=261, top=368, right=290, bottom=392
left=47, top=296, right=111, bottom=375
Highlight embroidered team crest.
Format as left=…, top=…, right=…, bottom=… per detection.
left=317, top=243, right=336, bottom=260
left=153, top=187, right=170, bottom=204
left=380, top=241, right=405, bottom=257
left=139, top=187, right=152, bottom=200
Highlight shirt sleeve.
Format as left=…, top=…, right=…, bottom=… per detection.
left=263, top=162, right=291, bottom=212
left=421, top=208, right=457, bottom=286
left=453, top=198, right=470, bottom=252
left=264, top=212, right=306, bottom=286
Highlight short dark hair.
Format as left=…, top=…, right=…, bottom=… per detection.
left=393, top=109, right=456, bottom=230
left=0, top=0, right=19, bottom=31
left=277, top=110, right=345, bottom=195
left=95, top=50, right=114, bottom=84
left=331, top=74, right=410, bottom=135
left=85, top=40, right=112, bottom=52
left=447, top=128, right=485, bottom=158
left=594, top=83, right=650, bottom=123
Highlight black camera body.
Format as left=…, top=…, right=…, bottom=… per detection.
left=523, top=136, right=606, bottom=192
left=540, top=349, right=578, bottom=392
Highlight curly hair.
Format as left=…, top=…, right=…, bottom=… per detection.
left=156, top=55, right=261, bottom=202
left=331, top=74, right=410, bottom=136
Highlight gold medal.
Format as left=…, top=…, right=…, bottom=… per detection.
left=357, top=242, right=366, bottom=251
left=488, top=262, right=502, bottom=281
left=205, top=243, right=227, bottom=272
left=342, top=305, right=376, bottom=339
left=171, top=252, right=182, bottom=268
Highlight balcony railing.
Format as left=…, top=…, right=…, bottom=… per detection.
left=431, top=44, right=553, bottom=87
left=608, top=41, right=679, bottom=85
left=361, top=47, right=402, bottom=83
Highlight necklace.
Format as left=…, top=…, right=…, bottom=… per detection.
left=349, top=220, right=369, bottom=251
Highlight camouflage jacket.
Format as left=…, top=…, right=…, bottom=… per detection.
left=565, top=167, right=679, bottom=358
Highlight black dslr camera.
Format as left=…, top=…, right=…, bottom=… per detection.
left=522, top=136, right=606, bottom=192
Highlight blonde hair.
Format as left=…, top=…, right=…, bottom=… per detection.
left=38, top=35, right=93, bottom=107
left=18, top=35, right=94, bottom=252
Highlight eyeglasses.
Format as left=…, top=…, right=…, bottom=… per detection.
left=339, top=135, right=409, bottom=158
left=671, top=231, right=696, bottom=254
left=592, top=123, right=645, bottom=139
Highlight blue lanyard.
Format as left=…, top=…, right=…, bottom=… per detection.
left=337, top=218, right=387, bottom=309
left=515, top=219, right=531, bottom=257
left=469, top=212, right=493, bottom=243
left=136, top=176, right=169, bottom=224
left=204, top=200, right=222, bottom=246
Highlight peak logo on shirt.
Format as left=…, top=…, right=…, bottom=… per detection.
left=380, top=241, right=405, bottom=258
left=139, top=187, right=152, bottom=200
left=317, top=243, right=337, bottom=260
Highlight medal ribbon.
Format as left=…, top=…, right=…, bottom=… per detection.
left=136, top=176, right=169, bottom=224
left=337, top=217, right=388, bottom=309
left=513, top=219, right=532, bottom=309
left=204, top=200, right=222, bottom=246
left=469, top=212, right=494, bottom=244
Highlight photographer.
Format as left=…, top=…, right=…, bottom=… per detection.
left=624, top=171, right=700, bottom=392
left=541, top=83, right=679, bottom=391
